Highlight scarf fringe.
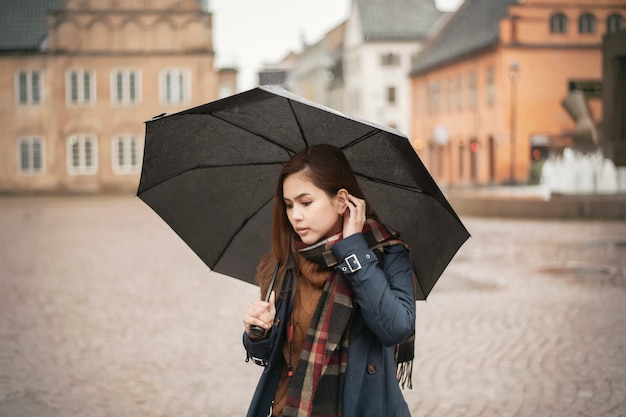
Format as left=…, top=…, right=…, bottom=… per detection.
left=396, top=360, right=414, bottom=390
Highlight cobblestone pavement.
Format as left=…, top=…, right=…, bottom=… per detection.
left=0, top=195, right=625, bottom=417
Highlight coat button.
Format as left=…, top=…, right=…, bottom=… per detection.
left=366, top=363, right=376, bottom=374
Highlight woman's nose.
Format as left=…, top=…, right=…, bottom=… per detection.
left=291, top=207, right=303, bottom=220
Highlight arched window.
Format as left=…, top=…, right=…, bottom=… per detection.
left=607, top=14, right=624, bottom=33
left=579, top=13, right=596, bottom=33
left=550, top=13, right=567, bottom=33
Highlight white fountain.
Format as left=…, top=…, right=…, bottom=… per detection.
left=540, top=148, right=626, bottom=194
left=540, top=90, right=626, bottom=195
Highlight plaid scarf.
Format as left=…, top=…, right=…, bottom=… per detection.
left=283, top=220, right=415, bottom=417
left=282, top=270, right=353, bottom=417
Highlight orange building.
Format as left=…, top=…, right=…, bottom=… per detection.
left=0, top=0, right=232, bottom=193
left=409, top=0, right=625, bottom=186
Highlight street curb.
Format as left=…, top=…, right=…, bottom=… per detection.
left=448, top=192, right=626, bottom=220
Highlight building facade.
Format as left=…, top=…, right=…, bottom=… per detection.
left=0, top=0, right=231, bottom=193
left=343, top=0, right=446, bottom=134
left=409, top=0, right=625, bottom=186
left=267, top=0, right=447, bottom=135
left=285, top=22, right=346, bottom=112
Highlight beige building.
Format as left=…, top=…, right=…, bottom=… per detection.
left=0, top=0, right=233, bottom=193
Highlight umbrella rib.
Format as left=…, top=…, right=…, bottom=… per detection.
left=286, top=99, right=309, bottom=149
left=137, top=162, right=285, bottom=195
left=208, top=112, right=298, bottom=156
left=340, top=129, right=381, bottom=151
left=414, top=271, right=428, bottom=300
left=353, top=172, right=427, bottom=195
left=214, top=195, right=274, bottom=270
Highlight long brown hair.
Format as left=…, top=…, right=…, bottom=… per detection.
left=255, top=144, right=378, bottom=296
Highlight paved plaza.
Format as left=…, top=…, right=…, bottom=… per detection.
left=0, top=195, right=625, bottom=417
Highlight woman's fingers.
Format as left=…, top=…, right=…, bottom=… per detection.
left=245, top=304, right=272, bottom=327
left=243, top=294, right=276, bottom=333
left=268, top=291, right=276, bottom=317
left=343, top=194, right=366, bottom=237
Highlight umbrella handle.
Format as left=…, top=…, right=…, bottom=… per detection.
left=249, top=262, right=280, bottom=340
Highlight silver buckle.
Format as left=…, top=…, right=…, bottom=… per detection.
left=345, top=254, right=362, bottom=272
left=250, top=356, right=268, bottom=367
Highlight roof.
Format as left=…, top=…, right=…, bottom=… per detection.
left=410, top=0, right=520, bottom=74
left=356, top=0, right=444, bottom=41
left=0, top=0, right=207, bottom=53
left=0, top=0, right=66, bottom=52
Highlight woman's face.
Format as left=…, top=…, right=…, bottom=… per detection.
left=283, top=172, right=343, bottom=245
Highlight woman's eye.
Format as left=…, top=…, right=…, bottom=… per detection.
left=285, top=203, right=293, bottom=209
left=301, top=201, right=312, bottom=207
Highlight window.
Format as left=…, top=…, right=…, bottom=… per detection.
left=413, top=85, right=420, bottom=116
left=218, top=84, right=233, bottom=99
left=456, top=75, right=462, bottom=110
left=607, top=14, right=624, bottom=33
left=568, top=80, right=602, bottom=98
left=427, top=82, right=441, bottom=114
left=347, top=88, right=361, bottom=113
left=387, top=86, right=396, bottom=105
left=550, top=13, right=567, bottom=33
left=18, top=137, right=44, bottom=174
left=67, top=134, right=97, bottom=174
left=468, top=71, right=476, bottom=109
left=160, top=68, right=190, bottom=105
left=380, top=53, right=400, bottom=66
left=486, top=67, right=495, bottom=107
left=112, top=69, right=140, bottom=105
left=579, top=13, right=596, bottom=34
left=15, top=70, right=42, bottom=105
left=446, top=78, right=453, bottom=112
left=112, top=134, right=141, bottom=173
left=67, top=69, right=95, bottom=105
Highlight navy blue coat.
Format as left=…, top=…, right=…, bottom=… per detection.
left=243, top=233, right=416, bottom=417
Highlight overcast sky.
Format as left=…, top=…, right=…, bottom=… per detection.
left=210, top=0, right=463, bottom=91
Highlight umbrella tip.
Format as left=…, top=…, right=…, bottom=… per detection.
left=151, top=113, right=167, bottom=120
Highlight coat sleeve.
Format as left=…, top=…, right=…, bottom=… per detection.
left=331, top=233, right=415, bottom=347
left=243, top=328, right=276, bottom=365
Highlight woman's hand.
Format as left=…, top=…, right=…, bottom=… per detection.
left=243, top=291, right=276, bottom=336
left=342, top=194, right=366, bottom=238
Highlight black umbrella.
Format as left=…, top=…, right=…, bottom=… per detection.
left=137, top=85, right=469, bottom=300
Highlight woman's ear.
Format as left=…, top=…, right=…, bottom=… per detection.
left=336, top=188, right=349, bottom=214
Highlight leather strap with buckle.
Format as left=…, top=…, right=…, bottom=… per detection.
left=345, top=254, right=362, bottom=272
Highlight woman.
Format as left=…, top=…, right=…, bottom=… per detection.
left=243, top=144, right=416, bottom=417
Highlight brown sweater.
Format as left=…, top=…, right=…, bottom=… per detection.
left=271, top=257, right=330, bottom=417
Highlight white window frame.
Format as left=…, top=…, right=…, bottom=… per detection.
left=67, top=134, right=98, bottom=175
left=380, top=53, right=400, bottom=67
left=218, top=84, right=233, bottom=99
left=17, top=136, right=45, bottom=174
left=112, top=134, right=141, bottom=174
left=15, top=70, right=43, bottom=105
left=159, top=68, right=191, bottom=105
left=66, top=69, right=96, bottom=106
left=386, top=86, right=397, bottom=105
left=111, top=69, right=141, bottom=105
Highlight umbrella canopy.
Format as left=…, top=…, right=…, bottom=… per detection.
left=137, top=85, right=469, bottom=300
